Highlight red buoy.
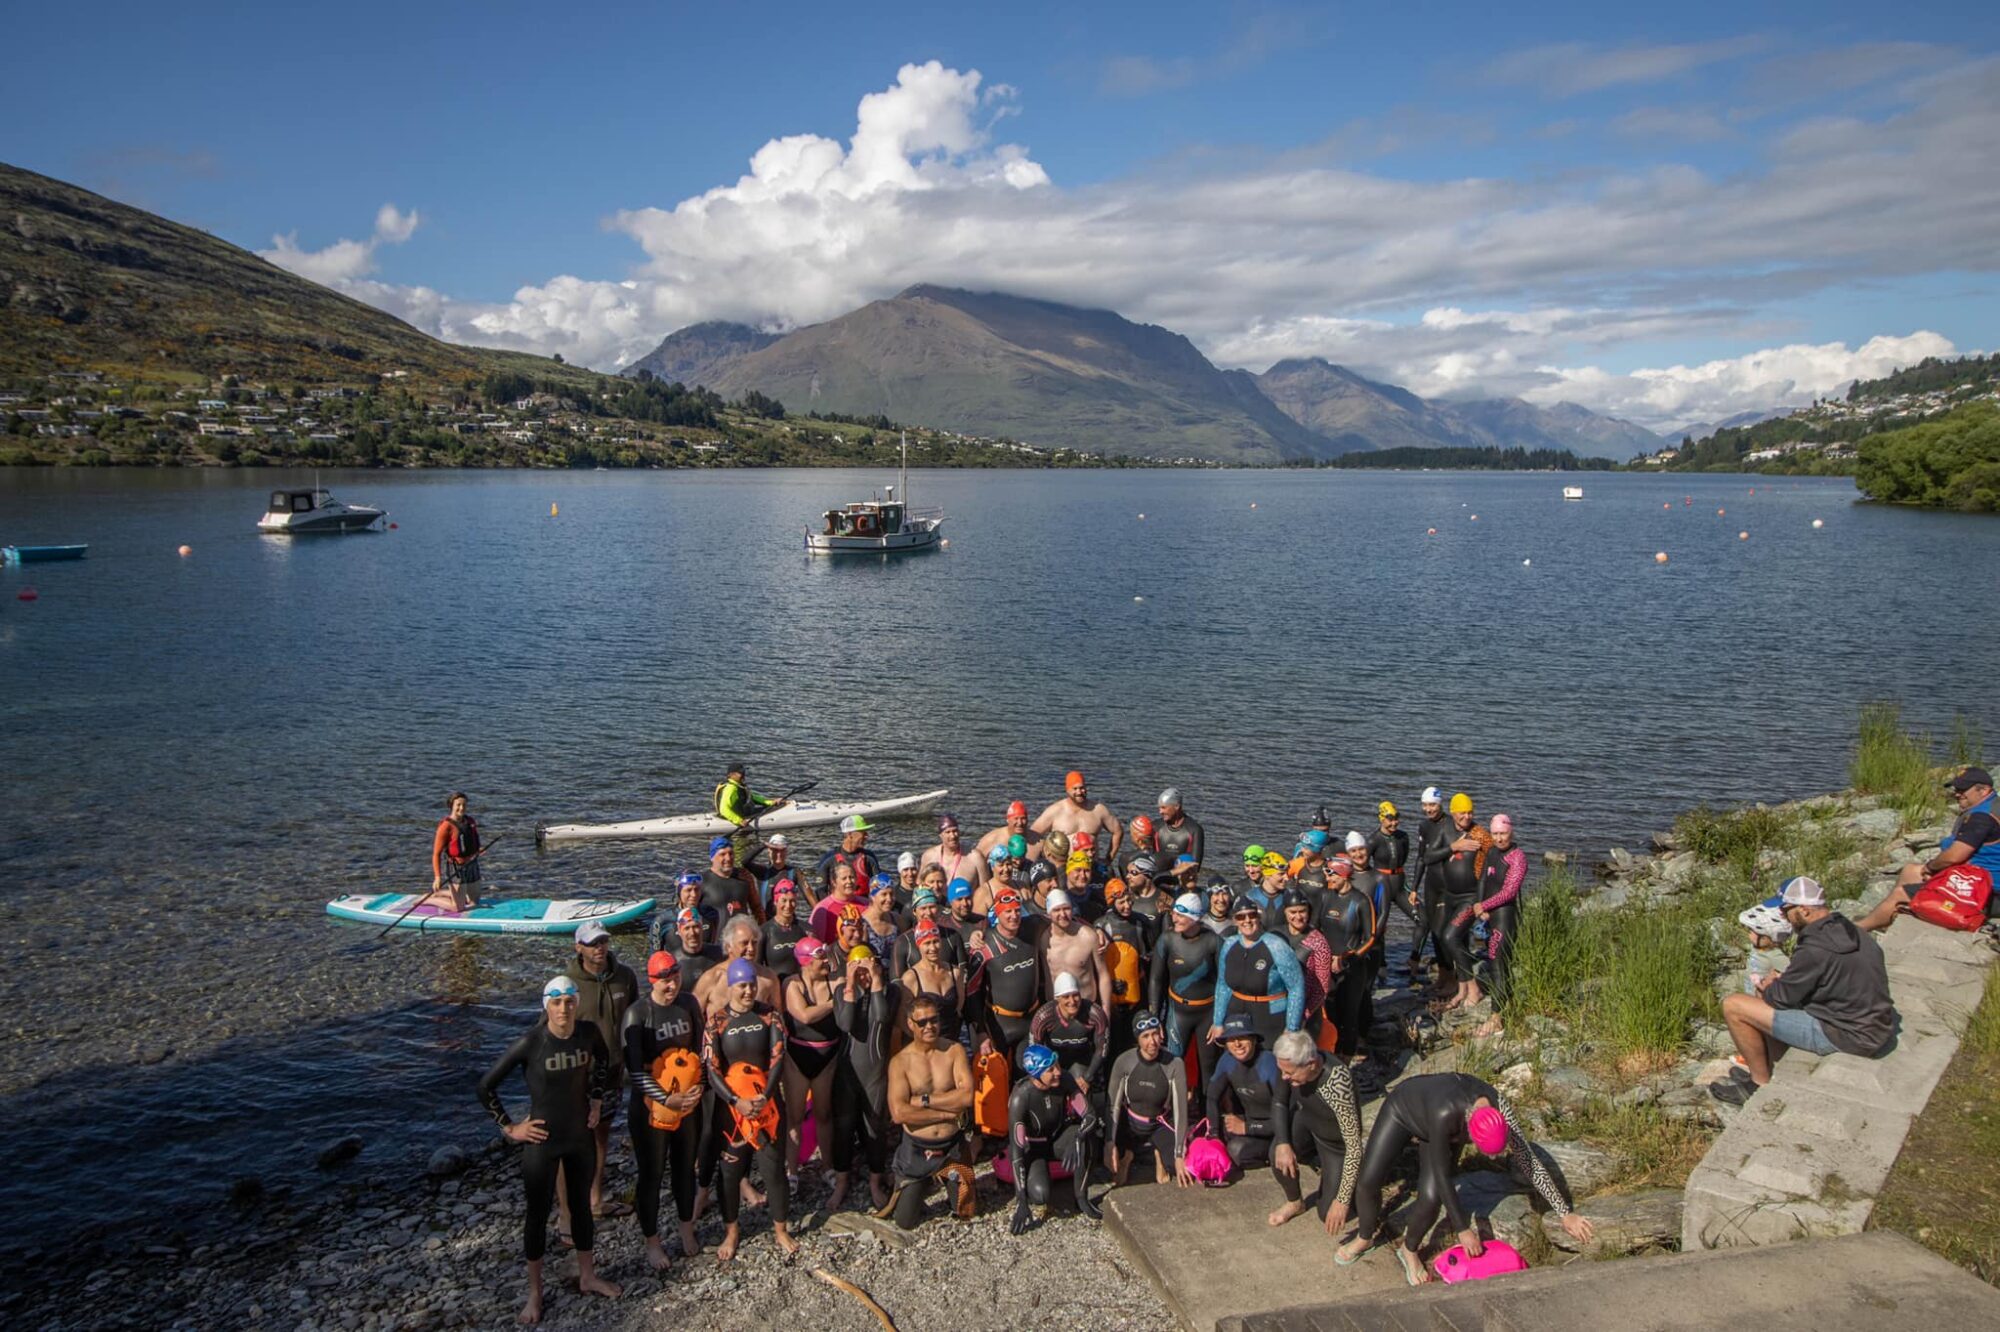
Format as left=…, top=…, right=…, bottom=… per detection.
left=17, top=586, right=38, bottom=601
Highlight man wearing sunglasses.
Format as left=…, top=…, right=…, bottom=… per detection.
left=882, top=996, right=978, bottom=1229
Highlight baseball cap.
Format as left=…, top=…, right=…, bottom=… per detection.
left=1052, top=972, right=1080, bottom=997
left=1779, top=876, right=1825, bottom=908
left=725, top=959, right=757, bottom=987
left=543, top=976, right=579, bottom=1002
left=708, top=834, right=733, bottom=856
left=840, top=815, right=874, bottom=834
left=1947, top=766, right=1994, bottom=792
left=1344, top=831, right=1367, bottom=851
left=948, top=877, right=973, bottom=902
left=1007, top=800, right=1028, bottom=819
left=1421, top=786, right=1443, bottom=805
left=574, top=921, right=610, bottom=947
left=1157, top=787, right=1182, bottom=808
left=646, top=951, right=679, bottom=981
left=897, top=850, right=918, bottom=871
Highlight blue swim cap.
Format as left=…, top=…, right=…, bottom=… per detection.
left=676, top=870, right=702, bottom=891
left=987, top=844, right=1009, bottom=864
left=870, top=872, right=897, bottom=894
left=1021, top=1044, right=1059, bottom=1078
left=1302, top=830, right=1330, bottom=852
left=725, top=958, right=757, bottom=987
left=948, top=877, right=973, bottom=902
left=708, top=835, right=733, bottom=856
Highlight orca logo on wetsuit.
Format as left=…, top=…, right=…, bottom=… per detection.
left=1000, top=955, right=1036, bottom=977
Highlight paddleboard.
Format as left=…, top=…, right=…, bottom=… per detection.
left=325, top=894, right=655, bottom=935
left=536, top=788, right=950, bottom=846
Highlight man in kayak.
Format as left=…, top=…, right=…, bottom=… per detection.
left=817, top=815, right=879, bottom=893
left=429, top=792, right=483, bottom=912
left=1033, top=771, right=1123, bottom=861
left=921, top=813, right=988, bottom=891
left=977, top=800, right=1045, bottom=867
left=713, top=762, right=788, bottom=864
left=883, top=995, right=978, bottom=1229
left=1153, top=788, right=1204, bottom=875
left=1042, top=889, right=1113, bottom=1007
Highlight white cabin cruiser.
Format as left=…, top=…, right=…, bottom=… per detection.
left=805, top=435, right=944, bottom=555
left=1562, top=485, right=1584, bottom=501
left=257, top=487, right=385, bottom=534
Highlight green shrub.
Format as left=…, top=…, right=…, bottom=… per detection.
left=1506, top=866, right=1593, bottom=1019
left=1852, top=702, right=1946, bottom=824
left=1594, top=910, right=1712, bottom=1063
left=1676, top=805, right=1796, bottom=880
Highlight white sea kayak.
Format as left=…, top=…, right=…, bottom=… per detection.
left=325, top=894, right=656, bottom=934
left=535, top=788, right=950, bottom=846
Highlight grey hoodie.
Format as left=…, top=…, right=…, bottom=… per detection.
left=1763, top=913, right=1897, bottom=1056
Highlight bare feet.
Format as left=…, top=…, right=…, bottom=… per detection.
left=1474, top=1014, right=1503, bottom=1038
left=715, top=1224, right=741, bottom=1265
left=869, top=1174, right=889, bottom=1210
left=1337, top=1236, right=1372, bottom=1264
left=826, top=1172, right=851, bottom=1212
left=740, top=1180, right=766, bottom=1210
left=690, top=1186, right=711, bottom=1221
left=644, top=1237, right=671, bottom=1272
left=577, top=1272, right=622, bottom=1300
left=677, top=1220, right=701, bottom=1258
left=774, top=1222, right=800, bottom=1256
left=1268, top=1199, right=1308, bottom=1227
left=517, top=1293, right=543, bottom=1326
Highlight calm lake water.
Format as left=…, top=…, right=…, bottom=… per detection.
left=1, top=465, right=1994, bottom=1253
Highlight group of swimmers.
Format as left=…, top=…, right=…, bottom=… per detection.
left=467, top=772, right=1590, bottom=1324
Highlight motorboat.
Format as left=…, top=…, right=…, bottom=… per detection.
left=257, top=486, right=385, bottom=534
left=2, top=544, right=87, bottom=564
left=1562, top=485, right=1584, bottom=501
left=805, top=434, right=945, bottom=555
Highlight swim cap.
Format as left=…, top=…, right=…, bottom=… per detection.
left=796, top=935, right=827, bottom=963
left=1278, top=888, right=1309, bottom=913
left=1066, top=850, right=1092, bottom=872
left=543, top=976, right=579, bottom=1002
left=1242, top=844, right=1267, bottom=864
left=725, top=959, right=757, bottom=987
left=1052, top=972, right=1080, bottom=998
left=870, top=872, right=896, bottom=895
left=1344, top=831, right=1367, bottom=851
left=1310, top=805, right=1331, bottom=830
left=848, top=945, right=875, bottom=964
left=1132, top=1012, right=1163, bottom=1037
left=911, top=888, right=940, bottom=908
left=676, top=870, right=702, bottom=891
left=1421, top=786, right=1443, bottom=805
left=1260, top=851, right=1288, bottom=871
left=1230, top=895, right=1261, bottom=918
left=708, top=835, right=733, bottom=856
left=993, top=889, right=1023, bottom=910
left=1489, top=813, right=1513, bottom=834
left=1301, top=830, right=1330, bottom=852
left=1207, top=880, right=1233, bottom=898
left=948, top=878, right=974, bottom=903
left=1175, top=854, right=1198, bottom=869
left=1173, top=892, right=1204, bottom=917
left=676, top=906, right=704, bottom=928
left=837, top=901, right=864, bottom=922
left=1158, top=787, right=1182, bottom=809
left=1021, top=1044, right=1059, bottom=1078
left=646, top=951, right=680, bottom=980
left=1045, top=831, right=1071, bottom=860
left=1065, top=770, right=1087, bottom=791
left=1378, top=801, right=1398, bottom=817
left=938, top=812, right=959, bottom=831
left=1328, top=856, right=1353, bottom=879
left=1007, top=800, right=1029, bottom=820
left=1450, top=793, right=1474, bottom=815
left=1130, top=854, right=1159, bottom=878
left=988, top=843, right=1009, bottom=864
left=1007, top=834, right=1028, bottom=859
left=914, top=921, right=941, bottom=943
left=1467, top=1106, right=1507, bottom=1155
left=1105, top=877, right=1129, bottom=900
left=1130, top=814, right=1155, bottom=841
left=1072, top=831, right=1096, bottom=852
left=771, top=877, right=797, bottom=898
left=897, top=850, right=919, bottom=871
left=1046, top=889, right=1075, bottom=912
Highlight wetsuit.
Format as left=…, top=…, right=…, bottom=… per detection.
left=784, top=975, right=845, bottom=1080
left=815, top=847, right=879, bottom=894
left=622, top=993, right=703, bottom=1239
left=1275, top=1058, right=1364, bottom=1222
left=971, top=927, right=1043, bottom=1065
left=1028, top=998, right=1111, bottom=1099
left=1280, top=926, right=1334, bottom=1043
left=1201, top=908, right=1237, bottom=940
left=761, top=916, right=808, bottom=981
left=1413, top=811, right=1453, bottom=970
left=1239, top=882, right=1288, bottom=933
left=1350, top=1073, right=1569, bottom=1252
left=1212, top=933, right=1306, bottom=1044
left=831, top=977, right=895, bottom=1181
left=1474, top=841, right=1527, bottom=1009
left=1351, top=862, right=1387, bottom=1041
left=1108, top=1044, right=1188, bottom=1173
left=660, top=938, right=724, bottom=992
left=701, top=869, right=762, bottom=927
left=1439, top=824, right=1494, bottom=983
left=1205, top=1046, right=1288, bottom=1175
left=1006, top=1076, right=1099, bottom=1215
left=702, top=1003, right=788, bottom=1226
left=478, top=1019, right=613, bottom=1261
left=1150, top=926, right=1224, bottom=1094
left=891, top=925, right=966, bottom=976
left=1369, top=827, right=1413, bottom=935
left=1098, top=906, right=1155, bottom=1055
left=432, top=813, right=482, bottom=892
left=1316, top=887, right=1377, bottom=1060
left=1155, top=815, right=1205, bottom=872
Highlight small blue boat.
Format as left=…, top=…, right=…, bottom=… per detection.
left=2, top=544, right=88, bottom=564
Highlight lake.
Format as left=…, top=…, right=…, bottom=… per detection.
left=1, top=464, right=1993, bottom=1254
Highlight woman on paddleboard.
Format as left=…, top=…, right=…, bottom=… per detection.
left=430, top=792, right=482, bottom=912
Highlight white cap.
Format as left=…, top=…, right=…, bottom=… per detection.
left=1421, top=786, right=1443, bottom=805
left=1780, top=875, right=1825, bottom=908
left=574, top=921, right=610, bottom=946
left=1157, top=787, right=1182, bottom=808
left=897, top=851, right=918, bottom=871
left=1052, top=972, right=1080, bottom=997
left=1173, top=892, right=1203, bottom=917
left=765, top=832, right=788, bottom=849
left=1046, top=888, right=1074, bottom=912
left=1344, top=831, right=1367, bottom=851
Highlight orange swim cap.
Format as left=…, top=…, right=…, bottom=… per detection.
left=1065, top=770, right=1087, bottom=790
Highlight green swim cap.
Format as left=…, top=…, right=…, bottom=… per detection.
left=1242, top=844, right=1267, bottom=864
left=1007, top=834, right=1027, bottom=859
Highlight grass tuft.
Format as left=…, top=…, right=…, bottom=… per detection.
left=1595, top=911, right=1713, bottom=1061
left=1852, top=701, right=1952, bottom=825
left=1506, top=865, right=1594, bottom=1019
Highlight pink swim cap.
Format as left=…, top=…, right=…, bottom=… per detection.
left=1489, top=814, right=1513, bottom=834
left=1467, top=1105, right=1507, bottom=1155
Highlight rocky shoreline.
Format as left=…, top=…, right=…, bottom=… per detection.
left=4, top=787, right=1960, bottom=1331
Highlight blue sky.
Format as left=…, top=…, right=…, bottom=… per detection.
left=4, top=1, right=1996, bottom=430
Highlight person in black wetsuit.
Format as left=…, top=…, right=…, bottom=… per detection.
left=1343, top=833, right=1388, bottom=1050
left=701, top=836, right=763, bottom=925
left=1151, top=892, right=1225, bottom=1094
left=1265, top=1030, right=1364, bottom=1232
left=1153, top=788, right=1205, bottom=875
left=1411, top=787, right=1452, bottom=985
left=478, top=976, right=622, bottom=1324
left=659, top=906, right=724, bottom=991
left=1315, top=859, right=1377, bottom=1064
left=970, top=890, right=1043, bottom=1069
left=1437, top=794, right=1494, bottom=1011
left=623, top=952, right=705, bottom=1271
left=1204, top=1013, right=1288, bottom=1183
left=780, top=935, right=843, bottom=1185
left=1028, top=972, right=1111, bottom=1109
left=1107, top=1011, right=1191, bottom=1186
left=1006, top=1043, right=1102, bottom=1232
left=760, top=879, right=808, bottom=981
left=1339, top=1072, right=1593, bottom=1283
left=702, top=959, right=797, bottom=1262
left=1098, top=877, right=1156, bottom=1056
left=1369, top=802, right=1414, bottom=968
left=832, top=945, right=896, bottom=1212
left=892, top=889, right=966, bottom=974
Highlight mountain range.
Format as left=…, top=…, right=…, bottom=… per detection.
left=625, top=287, right=1665, bottom=463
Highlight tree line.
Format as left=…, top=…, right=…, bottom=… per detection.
left=1319, top=445, right=1613, bottom=471
left=1854, top=404, right=2000, bottom=513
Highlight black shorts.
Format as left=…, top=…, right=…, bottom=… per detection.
left=893, top=1129, right=967, bottom=1183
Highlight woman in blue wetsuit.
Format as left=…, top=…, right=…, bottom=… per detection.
left=1209, top=896, right=1305, bottom=1046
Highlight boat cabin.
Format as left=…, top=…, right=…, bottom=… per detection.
left=268, top=488, right=334, bottom=515
left=821, top=500, right=905, bottom=537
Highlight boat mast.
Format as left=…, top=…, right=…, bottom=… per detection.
left=900, top=431, right=908, bottom=509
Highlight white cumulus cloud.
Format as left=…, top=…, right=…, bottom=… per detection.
left=259, top=202, right=421, bottom=286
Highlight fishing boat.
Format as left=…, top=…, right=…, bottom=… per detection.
left=537, top=787, right=950, bottom=846
left=257, top=486, right=385, bottom=534
left=805, top=434, right=944, bottom=555
left=2, top=544, right=87, bottom=564
left=1562, top=485, right=1584, bottom=501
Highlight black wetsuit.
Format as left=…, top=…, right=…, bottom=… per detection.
left=1413, top=812, right=1453, bottom=969
left=1351, top=1073, right=1569, bottom=1252
left=891, top=923, right=967, bottom=976
left=1474, top=843, right=1526, bottom=1008
left=702, top=1003, right=788, bottom=1226
left=760, top=916, right=808, bottom=980
left=1439, top=827, right=1490, bottom=983
left=1316, top=887, right=1376, bottom=1059
left=1028, top=999, right=1110, bottom=1098
left=1369, top=828, right=1413, bottom=934
left=1275, top=1059, right=1364, bottom=1220
left=832, top=978, right=895, bottom=1180
left=1150, top=926, right=1223, bottom=1093
left=1108, top=1046, right=1186, bottom=1170
left=816, top=847, right=879, bottom=893
left=660, top=937, right=724, bottom=991
left=478, top=1019, right=614, bottom=1261
left=972, top=928, right=1043, bottom=1064
left=1155, top=815, right=1205, bottom=872
left=701, top=869, right=761, bottom=926
left=1099, top=906, right=1155, bottom=1054
left=1205, top=1048, right=1288, bottom=1176
left=1006, top=1076, right=1098, bottom=1214
left=622, top=993, right=704, bottom=1238
left=1351, top=862, right=1387, bottom=1040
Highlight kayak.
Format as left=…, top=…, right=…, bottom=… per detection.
left=325, top=893, right=655, bottom=935
left=536, top=788, right=950, bottom=846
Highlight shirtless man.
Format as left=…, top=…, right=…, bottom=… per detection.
left=921, top=813, right=989, bottom=891
left=1032, top=771, right=1123, bottom=862
left=1041, top=889, right=1113, bottom=1007
left=693, top=915, right=782, bottom=1012
left=977, top=800, right=1046, bottom=867
left=882, top=996, right=978, bottom=1229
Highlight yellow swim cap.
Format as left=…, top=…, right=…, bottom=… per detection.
left=848, top=946, right=875, bottom=964
left=1449, top=793, right=1474, bottom=814
left=1378, top=801, right=1398, bottom=817
left=1261, top=851, right=1288, bottom=871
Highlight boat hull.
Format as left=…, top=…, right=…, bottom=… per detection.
left=538, top=788, right=951, bottom=845
left=2, top=544, right=88, bottom=564
left=805, top=524, right=943, bottom=556
left=258, top=510, right=384, bottom=534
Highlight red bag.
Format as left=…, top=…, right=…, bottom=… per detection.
left=1908, top=865, right=1993, bottom=931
